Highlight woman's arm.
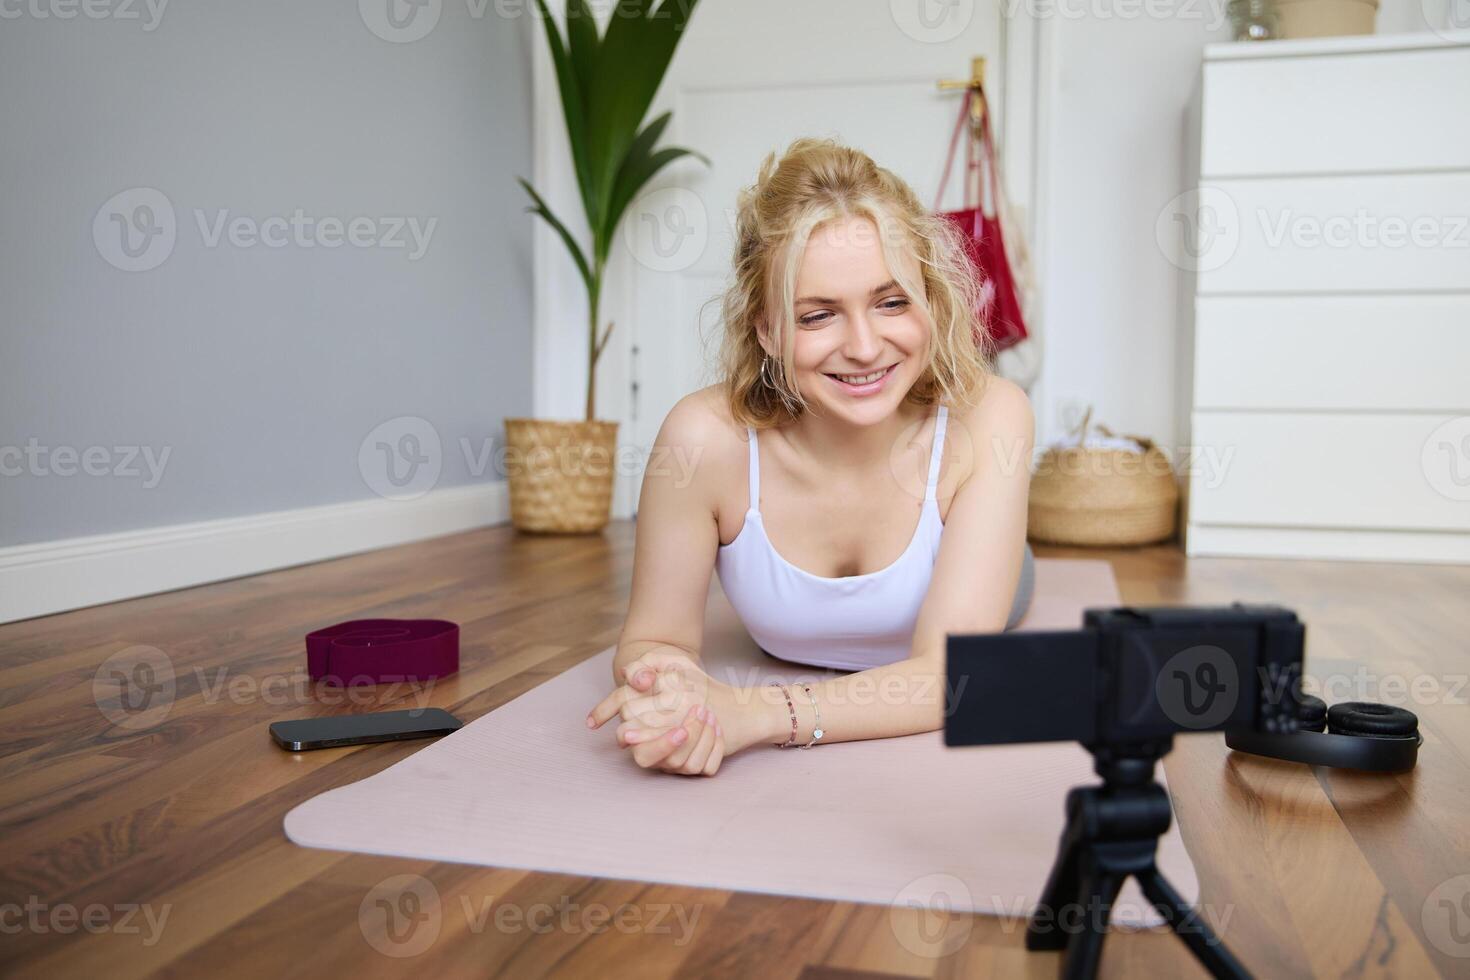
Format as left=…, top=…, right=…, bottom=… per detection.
left=610, top=391, right=730, bottom=686
left=732, top=378, right=1036, bottom=748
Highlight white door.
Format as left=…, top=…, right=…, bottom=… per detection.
left=532, top=1, right=1039, bottom=517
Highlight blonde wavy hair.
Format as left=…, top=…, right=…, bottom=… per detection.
left=712, top=136, right=996, bottom=429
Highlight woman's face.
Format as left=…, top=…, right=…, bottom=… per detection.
left=772, top=215, right=930, bottom=425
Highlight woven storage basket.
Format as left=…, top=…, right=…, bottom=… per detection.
left=503, top=418, right=619, bottom=534
left=1028, top=410, right=1179, bottom=547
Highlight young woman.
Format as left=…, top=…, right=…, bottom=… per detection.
left=586, top=137, right=1035, bottom=775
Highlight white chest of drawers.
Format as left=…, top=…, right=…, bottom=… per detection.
left=1177, top=31, right=1470, bottom=563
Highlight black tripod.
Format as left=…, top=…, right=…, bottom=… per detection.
left=1025, top=738, right=1251, bottom=979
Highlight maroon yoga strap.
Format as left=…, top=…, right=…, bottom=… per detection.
left=305, top=619, right=459, bottom=684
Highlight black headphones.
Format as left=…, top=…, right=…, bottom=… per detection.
left=1226, top=694, right=1422, bottom=772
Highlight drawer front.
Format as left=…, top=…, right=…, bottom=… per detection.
left=1187, top=412, right=1470, bottom=531
left=1195, top=172, right=1470, bottom=294
left=1193, top=295, right=1470, bottom=411
left=1202, top=46, right=1470, bottom=177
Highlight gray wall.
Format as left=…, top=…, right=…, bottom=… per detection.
left=0, top=0, right=534, bottom=547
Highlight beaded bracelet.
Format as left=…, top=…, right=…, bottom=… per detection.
left=799, top=683, right=824, bottom=749
left=770, top=682, right=797, bottom=748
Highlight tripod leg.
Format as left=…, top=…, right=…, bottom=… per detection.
left=1028, top=809, right=1081, bottom=951
left=1136, top=868, right=1252, bottom=980
left=1059, top=859, right=1126, bottom=980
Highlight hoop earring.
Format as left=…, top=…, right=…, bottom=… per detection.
left=760, top=356, right=775, bottom=389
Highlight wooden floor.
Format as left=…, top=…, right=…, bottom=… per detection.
left=1, top=522, right=1467, bottom=979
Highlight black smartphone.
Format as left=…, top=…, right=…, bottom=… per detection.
left=269, top=707, right=462, bottom=751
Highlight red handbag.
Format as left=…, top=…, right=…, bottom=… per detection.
left=934, top=87, right=1029, bottom=353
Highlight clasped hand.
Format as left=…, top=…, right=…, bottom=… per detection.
left=585, top=651, right=736, bottom=776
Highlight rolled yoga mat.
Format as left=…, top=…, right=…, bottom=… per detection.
left=284, top=559, right=1200, bottom=927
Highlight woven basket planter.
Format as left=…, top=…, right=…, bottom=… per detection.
left=1028, top=418, right=1180, bottom=548
left=503, top=418, right=619, bottom=534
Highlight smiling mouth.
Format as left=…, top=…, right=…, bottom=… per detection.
left=824, top=363, right=898, bottom=385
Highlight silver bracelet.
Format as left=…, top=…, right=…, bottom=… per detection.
left=799, top=683, right=823, bottom=749
left=770, top=682, right=798, bottom=748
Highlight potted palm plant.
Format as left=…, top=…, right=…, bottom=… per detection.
left=507, top=0, right=709, bottom=533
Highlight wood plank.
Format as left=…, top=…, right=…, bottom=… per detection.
left=0, top=525, right=1465, bottom=977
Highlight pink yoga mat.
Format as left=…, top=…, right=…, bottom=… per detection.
left=284, top=559, right=1199, bottom=927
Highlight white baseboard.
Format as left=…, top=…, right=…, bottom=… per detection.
left=0, top=483, right=510, bottom=624
left=1185, top=524, right=1470, bottom=564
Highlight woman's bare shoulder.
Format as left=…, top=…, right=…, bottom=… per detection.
left=947, top=376, right=1035, bottom=489
left=651, top=385, right=750, bottom=492
left=657, top=384, right=746, bottom=446
left=954, top=375, right=1033, bottom=437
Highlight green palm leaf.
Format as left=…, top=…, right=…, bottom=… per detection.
left=517, top=177, right=592, bottom=294
left=531, top=0, right=596, bottom=218
left=521, top=0, right=707, bottom=420
left=606, top=144, right=712, bottom=253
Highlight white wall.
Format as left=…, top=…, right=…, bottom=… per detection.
left=1031, top=0, right=1438, bottom=452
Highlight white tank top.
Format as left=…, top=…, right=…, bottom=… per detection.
left=714, top=405, right=948, bottom=672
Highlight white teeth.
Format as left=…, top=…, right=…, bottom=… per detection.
left=831, top=367, right=889, bottom=385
